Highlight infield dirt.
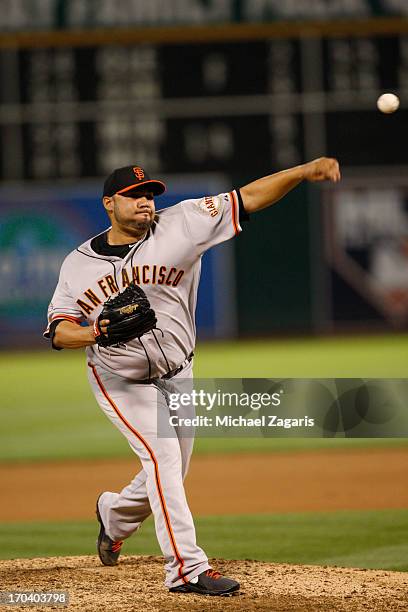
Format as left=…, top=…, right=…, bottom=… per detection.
left=1, top=448, right=407, bottom=521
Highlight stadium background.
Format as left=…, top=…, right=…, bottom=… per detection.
left=1, top=2, right=408, bottom=610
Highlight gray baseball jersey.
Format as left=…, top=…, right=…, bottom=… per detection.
left=45, top=191, right=241, bottom=378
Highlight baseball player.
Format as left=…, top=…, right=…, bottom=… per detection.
left=44, top=158, right=340, bottom=596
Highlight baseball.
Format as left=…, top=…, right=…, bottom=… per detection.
left=376, top=93, right=400, bottom=114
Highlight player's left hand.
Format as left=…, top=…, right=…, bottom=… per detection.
left=303, top=157, right=341, bottom=183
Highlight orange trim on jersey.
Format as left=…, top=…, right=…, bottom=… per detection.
left=89, top=364, right=188, bottom=584
left=51, top=314, right=82, bottom=325
left=230, top=191, right=240, bottom=236
left=116, top=180, right=166, bottom=196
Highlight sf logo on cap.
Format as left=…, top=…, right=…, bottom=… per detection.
left=133, top=167, right=145, bottom=180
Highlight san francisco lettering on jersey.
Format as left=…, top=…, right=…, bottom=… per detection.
left=77, top=265, right=185, bottom=315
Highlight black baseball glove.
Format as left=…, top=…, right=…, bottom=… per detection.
left=93, top=282, right=157, bottom=347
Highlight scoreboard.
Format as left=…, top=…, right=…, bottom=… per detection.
left=0, top=29, right=407, bottom=184
left=1, top=24, right=408, bottom=336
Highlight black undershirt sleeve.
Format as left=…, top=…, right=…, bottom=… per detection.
left=48, top=319, right=65, bottom=351
left=235, top=188, right=250, bottom=224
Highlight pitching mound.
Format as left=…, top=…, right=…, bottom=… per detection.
left=1, top=556, right=407, bottom=612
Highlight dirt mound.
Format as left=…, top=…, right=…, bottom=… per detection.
left=1, top=556, right=407, bottom=612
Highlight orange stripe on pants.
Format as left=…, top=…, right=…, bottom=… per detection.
left=90, top=364, right=188, bottom=584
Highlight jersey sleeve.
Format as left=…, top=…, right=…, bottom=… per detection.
left=43, top=258, right=85, bottom=338
left=180, top=190, right=242, bottom=252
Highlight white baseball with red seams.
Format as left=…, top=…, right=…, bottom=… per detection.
left=44, top=191, right=241, bottom=588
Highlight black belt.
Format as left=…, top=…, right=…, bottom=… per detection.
left=161, top=351, right=194, bottom=380
left=132, top=351, right=194, bottom=384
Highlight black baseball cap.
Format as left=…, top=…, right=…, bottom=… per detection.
left=103, top=165, right=166, bottom=198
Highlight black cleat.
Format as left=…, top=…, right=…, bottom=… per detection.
left=169, top=569, right=240, bottom=596
left=96, top=494, right=123, bottom=566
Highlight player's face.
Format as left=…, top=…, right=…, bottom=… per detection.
left=111, top=192, right=156, bottom=233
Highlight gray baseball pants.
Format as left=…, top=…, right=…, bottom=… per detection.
left=87, top=360, right=210, bottom=588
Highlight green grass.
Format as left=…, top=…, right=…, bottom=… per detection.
left=1, top=335, right=408, bottom=462
left=1, top=509, right=407, bottom=571
left=196, top=334, right=408, bottom=378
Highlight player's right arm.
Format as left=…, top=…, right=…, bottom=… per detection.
left=53, top=319, right=109, bottom=349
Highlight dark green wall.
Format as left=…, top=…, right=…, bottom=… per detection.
left=235, top=184, right=313, bottom=334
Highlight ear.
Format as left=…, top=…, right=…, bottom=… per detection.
left=102, top=196, right=114, bottom=216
